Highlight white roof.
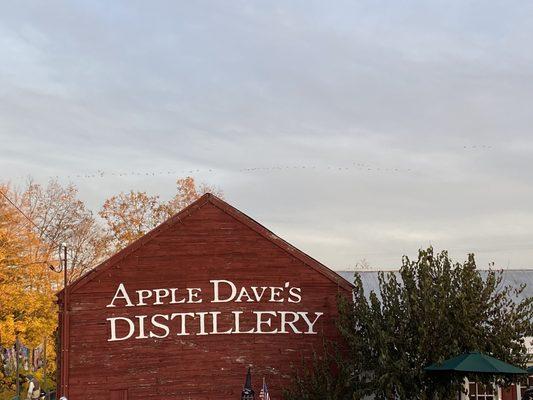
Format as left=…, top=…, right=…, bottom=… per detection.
left=337, top=269, right=533, bottom=303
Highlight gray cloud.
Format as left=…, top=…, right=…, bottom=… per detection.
left=1, top=1, right=532, bottom=269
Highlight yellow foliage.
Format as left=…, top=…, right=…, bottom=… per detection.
left=0, top=184, right=59, bottom=391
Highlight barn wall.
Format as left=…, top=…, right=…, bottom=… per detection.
left=63, top=201, right=349, bottom=400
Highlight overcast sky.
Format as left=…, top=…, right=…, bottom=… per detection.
left=1, top=1, right=533, bottom=270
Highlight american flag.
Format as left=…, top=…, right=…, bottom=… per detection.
left=259, top=377, right=271, bottom=400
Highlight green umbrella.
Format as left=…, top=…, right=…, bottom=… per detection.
left=425, top=352, right=528, bottom=375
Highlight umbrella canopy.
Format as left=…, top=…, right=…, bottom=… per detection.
left=425, top=352, right=528, bottom=375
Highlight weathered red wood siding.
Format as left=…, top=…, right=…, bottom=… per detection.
left=60, top=196, right=351, bottom=400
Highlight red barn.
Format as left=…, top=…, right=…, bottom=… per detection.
left=58, top=194, right=352, bottom=399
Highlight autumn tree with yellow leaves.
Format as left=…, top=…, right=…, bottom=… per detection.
left=0, top=184, right=60, bottom=396
left=0, top=184, right=60, bottom=342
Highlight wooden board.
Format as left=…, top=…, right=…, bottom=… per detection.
left=58, top=194, right=352, bottom=400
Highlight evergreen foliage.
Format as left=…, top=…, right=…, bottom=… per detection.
left=283, top=341, right=354, bottom=400
left=285, top=248, right=533, bottom=400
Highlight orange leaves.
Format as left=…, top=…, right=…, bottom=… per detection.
left=99, top=191, right=166, bottom=251
left=99, top=177, right=222, bottom=252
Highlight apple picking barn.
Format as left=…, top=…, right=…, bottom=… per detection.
left=57, top=194, right=352, bottom=400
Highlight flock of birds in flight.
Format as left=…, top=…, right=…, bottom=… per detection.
left=61, top=163, right=413, bottom=180
left=37, top=145, right=493, bottom=181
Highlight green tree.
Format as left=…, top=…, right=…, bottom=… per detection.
left=285, top=248, right=533, bottom=400
left=283, top=341, right=354, bottom=400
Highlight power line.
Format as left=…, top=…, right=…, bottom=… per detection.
left=0, top=187, right=41, bottom=231
left=0, top=187, right=62, bottom=249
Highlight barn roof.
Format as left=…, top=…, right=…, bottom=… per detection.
left=61, top=193, right=353, bottom=296
left=337, top=269, right=533, bottom=303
